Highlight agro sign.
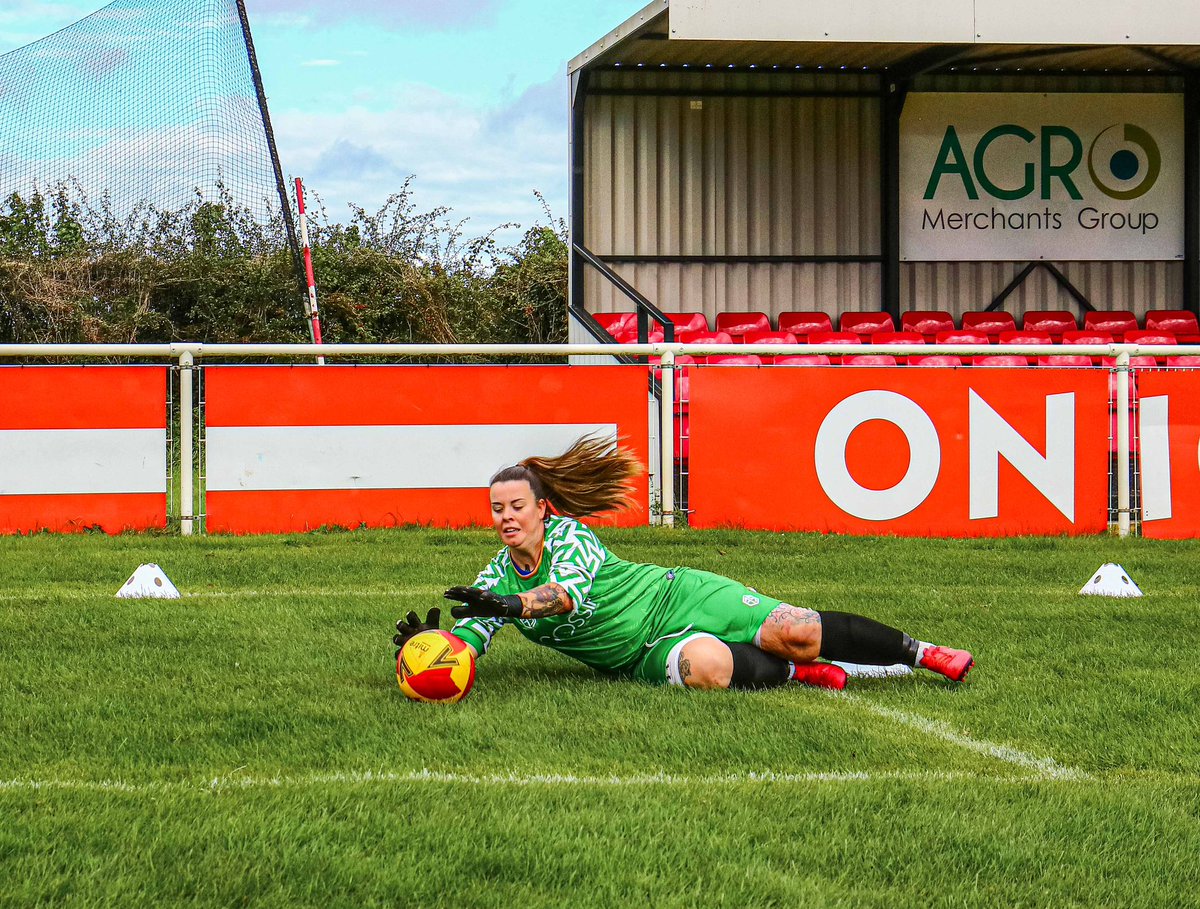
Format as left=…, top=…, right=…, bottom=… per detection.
left=901, top=93, right=1183, bottom=261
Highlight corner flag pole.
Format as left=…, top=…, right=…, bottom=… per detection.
left=294, top=177, right=325, bottom=365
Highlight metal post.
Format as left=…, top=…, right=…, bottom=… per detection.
left=659, top=348, right=675, bottom=527
left=179, top=351, right=194, bottom=536
left=1115, top=349, right=1131, bottom=538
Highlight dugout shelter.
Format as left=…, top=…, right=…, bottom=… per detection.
left=566, top=0, right=1200, bottom=343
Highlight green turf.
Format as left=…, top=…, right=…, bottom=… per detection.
left=1, top=528, right=1198, bottom=907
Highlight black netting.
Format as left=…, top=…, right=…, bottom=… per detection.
left=0, top=0, right=291, bottom=233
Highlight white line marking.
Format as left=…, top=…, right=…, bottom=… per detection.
left=846, top=696, right=1090, bottom=781
left=0, top=768, right=1062, bottom=796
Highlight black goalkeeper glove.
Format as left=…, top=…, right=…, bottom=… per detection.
left=393, top=607, right=441, bottom=658
left=443, top=586, right=524, bottom=620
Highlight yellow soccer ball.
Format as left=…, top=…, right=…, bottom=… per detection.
left=397, top=630, right=476, bottom=703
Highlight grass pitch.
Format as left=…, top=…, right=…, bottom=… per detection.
left=1, top=528, right=1198, bottom=908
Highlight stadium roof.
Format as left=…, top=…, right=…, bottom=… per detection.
left=570, top=0, right=1200, bottom=76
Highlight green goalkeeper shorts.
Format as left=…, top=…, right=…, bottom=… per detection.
left=626, top=567, right=786, bottom=685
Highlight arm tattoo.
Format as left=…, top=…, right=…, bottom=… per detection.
left=518, top=583, right=574, bottom=619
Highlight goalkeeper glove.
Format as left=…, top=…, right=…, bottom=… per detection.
left=443, top=586, right=523, bottom=619
left=393, top=607, right=441, bottom=658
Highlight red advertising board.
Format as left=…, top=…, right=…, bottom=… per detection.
left=0, top=366, right=167, bottom=534
left=687, top=367, right=1110, bottom=536
left=205, top=365, right=651, bottom=534
left=1136, top=370, right=1200, bottom=539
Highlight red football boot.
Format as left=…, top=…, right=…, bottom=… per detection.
left=918, top=646, right=974, bottom=682
left=791, top=662, right=847, bottom=691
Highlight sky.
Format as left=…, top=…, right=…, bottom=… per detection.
left=0, top=0, right=646, bottom=244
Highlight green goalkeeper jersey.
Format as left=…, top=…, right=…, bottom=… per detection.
left=451, top=515, right=677, bottom=674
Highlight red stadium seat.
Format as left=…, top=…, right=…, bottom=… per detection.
left=962, top=310, right=1016, bottom=339
left=910, top=354, right=962, bottom=367
left=934, top=329, right=990, bottom=364
left=778, top=311, right=833, bottom=341
left=614, top=327, right=665, bottom=344
left=1125, top=330, right=1176, bottom=364
left=839, top=311, right=895, bottom=340
left=1083, top=310, right=1138, bottom=341
left=1062, top=330, right=1115, bottom=365
left=706, top=354, right=764, bottom=366
left=844, top=354, right=898, bottom=366
left=998, top=330, right=1054, bottom=364
left=1037, top=355, right=1092, bottom=367
left=807, top=330, right=862, bottom=365
left=973, top=355, right=1030, bottom=367
left=775, top=354, right=832, bottom=366
left=677, top=330, right=734, bottom=347
left=1167, top=355, right=1200, bottom=367
left=1021, top=310, right=1078, bottom=339
left=593, top=311, right=635, bottom=336
left=661, top=312, right=709, bottom=334
left=1146, top=309, right=1200, bottom=343
left=715, top=311, right=771, bottom=340
left=901, top=310, right=955, bottom=340
left=741, top=330, right=797, bottom=363
left=871, top=331, right=925, bottom=346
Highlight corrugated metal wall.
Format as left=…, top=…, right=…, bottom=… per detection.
left=580, top=69, right=1188, bottom=324
left=583, top=71, right=880, bottom=324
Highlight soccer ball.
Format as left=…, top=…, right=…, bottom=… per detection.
left=397, top=630, right=476, bottom=703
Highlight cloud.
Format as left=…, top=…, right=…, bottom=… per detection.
left=272, top=73, right=569, bottom=242
left=247, top=0, right=502, bottom=32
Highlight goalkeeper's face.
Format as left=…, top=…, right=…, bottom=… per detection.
left=490, top=480, right=548, bottom=552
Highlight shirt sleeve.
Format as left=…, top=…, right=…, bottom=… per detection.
left=546, top=521, right=607, bottom=608
left=450, top=553, right=509, bottom=656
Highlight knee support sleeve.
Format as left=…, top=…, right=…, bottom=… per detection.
left=817, top=611, right=919, bottom=666
left=728, top=643, right=791, bottom=690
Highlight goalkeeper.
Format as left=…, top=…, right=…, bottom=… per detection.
left=393, top=436, right=973, bottom=691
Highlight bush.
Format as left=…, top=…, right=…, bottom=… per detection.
left=0, top=181, right=568, bottom=346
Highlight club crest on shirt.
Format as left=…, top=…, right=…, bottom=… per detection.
left=743, top=594, right=760, bottom=607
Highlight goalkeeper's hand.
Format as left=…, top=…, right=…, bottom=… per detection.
left=393, top=607, right=441, bottom=657
left=443, top=586, right=523, bottom=619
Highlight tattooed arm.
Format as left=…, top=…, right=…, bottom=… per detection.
left=516, top=583, right=574, bottom=618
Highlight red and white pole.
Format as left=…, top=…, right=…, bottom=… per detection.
left=294, top=177, right=325, bottom=365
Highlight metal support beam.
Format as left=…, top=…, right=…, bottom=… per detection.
left=880, top=78, right=905, bottom=321
left=1185, top=72, right=1200, bottom=315
left=569, top=69, right=589, bottom=319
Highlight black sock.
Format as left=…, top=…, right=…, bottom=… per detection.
left=727, top=643, right=792, bottom=689
left=817, top=611, right=920, bottom=666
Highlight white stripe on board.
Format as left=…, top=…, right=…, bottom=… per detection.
left=206, top=423, right=617, bottom=492
left=0, top=428, right=166, bottom=496
left=846, top=697, right=1089, bottom=781
left=0, top=767, right=1070, bottom=796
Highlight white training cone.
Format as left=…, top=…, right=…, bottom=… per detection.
left=1079, top=563, right=1143, bottom=598
left=115, top=563, right=181, bottom=599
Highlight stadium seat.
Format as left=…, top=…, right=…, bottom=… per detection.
left=614, top=326, right=665, bottom=344
left=706, top=354, right=764, bottom=366
left=661, top=312, right=710, bottom=334
left=998, top=330, right=1054, bottom=364
left=1083, top=310, right=1138, bottom=341
left=592, top=311, right=635, bottom=336
left=871, top=331, right=925, bottom=346
left=1166, top=355, right=1200, bottom=367
left=972, top=354, right=1030, bottom=367
left=839, top=311, right=895, bottom=340
left=844, top=354, right=898, bottom=366
left=1037, top=354, right=1092, bottom=367
left=1062, top=330, right=1115, bottom=365
left=910, top=354, right=962, bottom=367
left=901, top=310, right=955, bottom=341
left=962, top=310, right=1017, bottom=339
left=775, top=354, right=831, bottom=366
left=650, top=353, right=697, bottom=377
left=1125, top=330, right=1176, bottom=364
left=677, top=330, right=734, bottom=347
left=741, top=330, right=798, bottom=363
left=715, top=311, right=771, bottom=340
left=934, top=329, right=990, bottom=364
left=1021, top=310, right=1078, bottom=339
left=807, top=330, right=862, bottom=365
left=1146, top=309, right=1200, bottom=343
left=778, top=311, right=833, bottom=340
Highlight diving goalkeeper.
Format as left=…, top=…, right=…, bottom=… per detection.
left=393, top=436, right=973, bottom=691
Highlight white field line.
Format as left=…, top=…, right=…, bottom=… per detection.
left=0, top=588, right=434, bottom=602
left=0, top=768, right=1063, bottom=796
left=845, top=696, right=1090, bottom=781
